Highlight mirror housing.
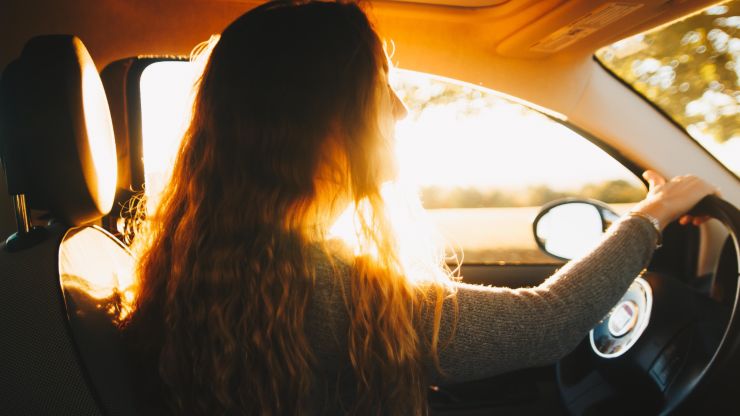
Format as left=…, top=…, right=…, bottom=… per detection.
left=533, top=198, right=619, bottom=261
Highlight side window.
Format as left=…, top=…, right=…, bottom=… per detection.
left=139, top=60, right=198, bottom=211
left=596, top=1, right=739, bottom=177
left=138, top=61, right=646, bottom=265
left=390, top=71, right=646, bottom=264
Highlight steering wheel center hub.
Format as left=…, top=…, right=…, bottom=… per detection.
left=608, top=300, right=639, bottom=337
left=590, top=277, right=653, bottom=358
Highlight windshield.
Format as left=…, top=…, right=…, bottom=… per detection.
left=140, top=62, right=643, bottom=264
left=596, top=1, right=739, bottom=177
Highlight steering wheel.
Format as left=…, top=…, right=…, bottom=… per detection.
left=556, top=195, right=740, bottom=415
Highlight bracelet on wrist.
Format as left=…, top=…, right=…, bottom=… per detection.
left=627, top=211, right=662, bottom=248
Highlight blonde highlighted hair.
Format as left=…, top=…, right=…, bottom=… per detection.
left=122, top=1, right=456, bottom=414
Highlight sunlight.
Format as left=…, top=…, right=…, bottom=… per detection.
left=140, top=62, right=642, bottom=204
left=596, top=1, right=740, bottom=176
left=59, top=228, right=135, bottom=320
left=392, top=74, right=640, bottom=192
left=382, top=182, right=452, bottom=283
left=140, top=61, right=198, bottom=210
left=328, top=203, right=359, bottom=253
left=140, top=62, right=638, bottom=200
left=138, top=60, right=644, bottom=265
left=81, top=58, right=117, bottom=211
left=327, top=182, right=451, bottom=284
left=139, top=37, right=220, bottom=212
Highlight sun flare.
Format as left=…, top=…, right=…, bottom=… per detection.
left=139, top=61, right=644, bottom=265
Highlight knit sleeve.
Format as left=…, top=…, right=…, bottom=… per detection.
left=428, top=214, right=658, bottom=384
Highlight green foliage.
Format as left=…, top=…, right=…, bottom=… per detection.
left=391, top=75, right=529, bottom=120
left=597, top=2, right=739, bottom=144
left=579, top=179, right=647, bottom=203
left=421, top=179, right=645, bottom=209
left=391, top=77, right=466, bottom=118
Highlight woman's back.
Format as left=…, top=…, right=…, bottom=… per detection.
left=121, top=1, right=718, bottom=415
left=123, top=2, right=434, bottom=414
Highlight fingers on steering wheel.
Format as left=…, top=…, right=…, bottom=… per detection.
left=643, top=170, right=666, bottom=189
left=679, top=215, right=712, bottom=226
left=693, top=215, right=712, bottom=226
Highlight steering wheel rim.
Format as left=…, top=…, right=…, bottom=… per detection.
left=556, top=195, right=740, bottom=415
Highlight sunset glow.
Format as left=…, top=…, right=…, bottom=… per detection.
left=139, top=60, right=644, bottom=264
left=140, top=61, right=198, bottom=209
left=141, top=62, right=642, bottom=198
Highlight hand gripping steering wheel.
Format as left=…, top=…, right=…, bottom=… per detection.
left=557, top=195, right=740, bottom=415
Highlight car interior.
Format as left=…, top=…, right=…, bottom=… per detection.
left=1, top=0, right=739, bottom=415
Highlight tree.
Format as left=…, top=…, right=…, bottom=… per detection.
left=597, top=2, right=739, bottom=144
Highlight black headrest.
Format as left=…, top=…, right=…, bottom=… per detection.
left=0, top=35, right=117, bottom=226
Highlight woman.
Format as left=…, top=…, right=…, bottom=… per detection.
left=122, top=1, right=717, bottom=415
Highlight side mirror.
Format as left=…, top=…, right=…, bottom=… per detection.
left=533, top=199, right=619, bottom=261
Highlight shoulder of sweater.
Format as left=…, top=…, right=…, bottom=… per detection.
left=308, top=239, right=354, bottom=278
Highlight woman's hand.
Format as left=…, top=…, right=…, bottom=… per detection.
left=631, top=170, right=719, bottom=231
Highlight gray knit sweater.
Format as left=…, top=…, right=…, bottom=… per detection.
left=305, top=215, right=657, bottom=388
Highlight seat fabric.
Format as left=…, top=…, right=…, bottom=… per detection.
left=0, top=222, right=102, bottom=416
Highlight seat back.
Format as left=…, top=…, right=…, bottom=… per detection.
left=59, top=226, right=142, bottom=415
left=0, top=223, right=103, bottom=415
left=0, top=35, right=140, bottom=415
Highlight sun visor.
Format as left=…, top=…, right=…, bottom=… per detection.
left=0, top=35, right=117, bottom=226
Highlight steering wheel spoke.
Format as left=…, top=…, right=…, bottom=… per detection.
left=557, top=196, right=740, bottom=415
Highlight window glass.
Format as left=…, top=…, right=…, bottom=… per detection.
left=596, top=1, right=739, bottom=176
left=391, top=71, right=644, bottom=264
left=140, top=61, right=645, bottom=265
left=140, top=61, right=198, bottom=211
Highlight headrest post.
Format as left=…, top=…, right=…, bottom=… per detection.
left=12, top=194, right=31, bottom=234
left=3, top=193, right=48, bottom=253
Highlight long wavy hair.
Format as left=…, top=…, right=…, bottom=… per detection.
left=123, top=1, right=453, bottom=415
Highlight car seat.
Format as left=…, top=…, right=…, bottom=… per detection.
left=0, top=35, right=140, bottom=416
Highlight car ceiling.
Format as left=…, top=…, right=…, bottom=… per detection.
left=0, top=0, right=720, bottom=112
left=0, top=0, right=730, bottom=236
